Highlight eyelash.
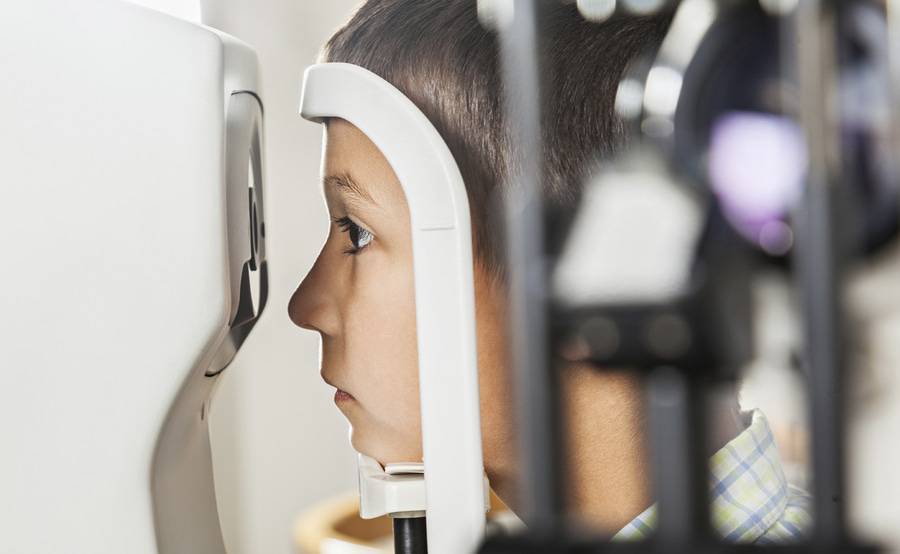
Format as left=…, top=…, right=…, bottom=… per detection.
left=333, top=216, right=374, bottom=255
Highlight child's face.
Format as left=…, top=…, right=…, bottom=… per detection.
left=288, top=119, right=516, bottom=476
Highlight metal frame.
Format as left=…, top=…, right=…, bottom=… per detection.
left=494, top=0, right=566, bottom=531
left=480, top=0, right=886, bottom=552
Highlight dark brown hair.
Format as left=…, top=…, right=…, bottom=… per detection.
left=322, top=0, right=671, bottom=275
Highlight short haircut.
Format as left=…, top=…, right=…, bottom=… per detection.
left=322, top=0, right=672, bottom=276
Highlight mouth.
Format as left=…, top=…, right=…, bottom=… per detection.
left=334, top=388, right=355, bottom=403
left=322, top=372, right=356, bottom=403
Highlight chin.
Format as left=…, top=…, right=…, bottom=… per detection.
left=347, top=428, right=367, bottom=456
left=347, top=425, right=380, bottom=460
left=348, top=426, right=421, bottom=465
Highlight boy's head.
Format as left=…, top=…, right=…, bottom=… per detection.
left=322, top=0, right=672, bottom=275
left=289, top=0, right=675, bottom=513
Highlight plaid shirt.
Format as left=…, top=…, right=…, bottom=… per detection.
left=612, top=410, right=813, bottom=544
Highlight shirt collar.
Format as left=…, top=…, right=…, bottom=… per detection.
left=612, top=409, right=790, bottom=543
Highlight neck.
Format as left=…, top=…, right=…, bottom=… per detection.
left=562, top=363, right=651, bottom=534
left=492, top=363, right=744, bottom=535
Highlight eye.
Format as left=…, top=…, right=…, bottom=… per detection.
left=333, top=216, right=374, bottom=255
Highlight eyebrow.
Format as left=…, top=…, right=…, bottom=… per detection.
left=323, top=172, right=378, bottom=207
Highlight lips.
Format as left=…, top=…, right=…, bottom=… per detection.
left=322, top=372, right=355, bottom=402
left=334, top=388, right=355, bottom=402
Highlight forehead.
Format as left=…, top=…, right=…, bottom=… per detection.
left=323, top=118, right=406, bottom=209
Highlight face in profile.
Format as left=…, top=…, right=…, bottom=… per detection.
left=288, top=119, right=515, bottom=484
left=288, top=118, right=422, bottom=463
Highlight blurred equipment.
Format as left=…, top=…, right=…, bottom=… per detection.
left=480, top=0, right=900, bottom=552
left=0, top=1, right=266, bottom=553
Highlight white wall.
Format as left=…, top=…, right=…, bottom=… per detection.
left=123, top=0, right=201, bottom=21
left=200, top=2, right=362, bottom=553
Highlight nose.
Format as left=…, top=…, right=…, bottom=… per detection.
left=288, top=291, right=317, bottom=332
left=288, top=246, right=337, bottom=335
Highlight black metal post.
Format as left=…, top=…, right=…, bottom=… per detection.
left=496, top=0, right=566, bottom=532
left=793, top=1, right=848, bottom=544
left=647, top=367, right=711, bottom=549
left=393, top=516, right=428, bottom=554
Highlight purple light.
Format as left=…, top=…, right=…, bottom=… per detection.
left=708, top=111, right=808, bottom=251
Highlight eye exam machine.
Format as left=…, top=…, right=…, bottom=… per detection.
left=300, top=63, right=491, bottom=554
left=0, top=1, right=266, bottom=552
left=479, top=0, right=899, bottom=553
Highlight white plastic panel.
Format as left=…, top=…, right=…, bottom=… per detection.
left=300, top=63, right=486, bottom=554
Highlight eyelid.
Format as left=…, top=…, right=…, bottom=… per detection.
left=332, top=215, right=375, bottom=255
left=332, top=214, right=372, bottom=234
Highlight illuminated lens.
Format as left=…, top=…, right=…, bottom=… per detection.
left=708, top=111, right=808, bottom=254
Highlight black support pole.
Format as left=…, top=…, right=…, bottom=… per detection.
left=794, top=1, right=848, bottom=544
left=495, top=0, right=566, bottom=532
left=393, top=516, right=428, bottom=554
left=647, top=367, right=711, bottom=549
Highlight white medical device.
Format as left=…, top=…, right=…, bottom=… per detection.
left=0, top=2, right=265, bottom=553
left=300, top=63, right=489, bottom=554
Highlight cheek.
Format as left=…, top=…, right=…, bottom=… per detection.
left=472, top=276, right=517, bottom=476
left=341, top=250, right=421, bottom=442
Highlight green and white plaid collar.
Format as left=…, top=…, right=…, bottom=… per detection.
left=612, top=409, right=811, bottom=544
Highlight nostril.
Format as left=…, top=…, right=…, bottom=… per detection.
left=288, top=306, right=306, bottom=328
left=294, top=318, right=317, bottom=331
